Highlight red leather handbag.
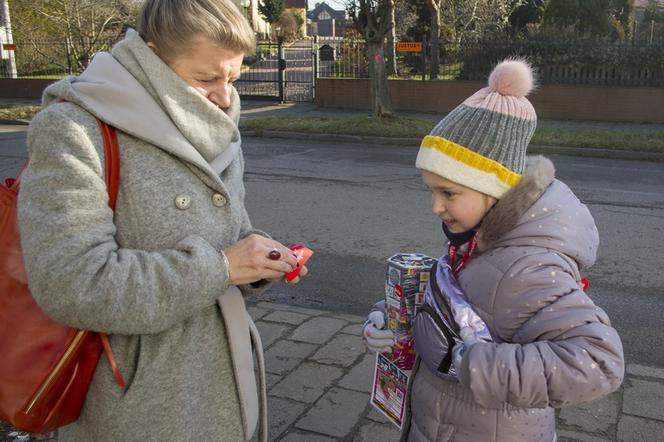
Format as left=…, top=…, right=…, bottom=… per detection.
left=0, top=120, right=125, bottom=433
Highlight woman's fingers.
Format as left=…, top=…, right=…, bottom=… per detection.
left=265, top=243, right=298, bottom=270
left=286, top=265, right=308, bottom=284
left=225, top=234, right=307, bottom=285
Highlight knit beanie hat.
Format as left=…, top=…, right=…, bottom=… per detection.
left=416, top=59, right=537, bottom=199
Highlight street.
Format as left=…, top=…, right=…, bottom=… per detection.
left=240, top=137, right=664, bottom=369
left=2, top=129, right=663, bottom=368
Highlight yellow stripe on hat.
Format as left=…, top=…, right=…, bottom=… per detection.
left=420, top=135, right=522, bottom=187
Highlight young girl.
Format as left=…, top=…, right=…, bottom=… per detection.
left=363, top=59, right=624, bottom=441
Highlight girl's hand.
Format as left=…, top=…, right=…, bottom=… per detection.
left=223, top=234, right=298, bottom=286
left=363, top=309, right=395, bottom=353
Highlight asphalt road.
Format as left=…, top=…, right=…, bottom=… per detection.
left=2, top=129, right=663, bottom=367
left=238, top=137, right=664, bottom=368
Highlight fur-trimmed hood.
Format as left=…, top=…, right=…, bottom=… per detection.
left=477, top=156, right=599, bottom=270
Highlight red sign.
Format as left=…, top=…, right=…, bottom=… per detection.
left=2, top=44, right=16, bottom=51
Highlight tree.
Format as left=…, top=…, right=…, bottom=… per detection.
left=424, top=0, right=441, bottom=79
left=275, top=11, right=299, bottom=40
left=1, top=0, right=18, bottom=77
left=258, top=0, right=284, bottom=25
left=385, top=0, right=397, bottom=75
left=542, top=0, right=635, bottom=41
left=394, top=0, right=419, bottom=37
left=9, top=0, right=138, bottom=73
left=643, top=0, right=663, bottom=22
left=509, top=0, right=546, bottom=33
left=407, top=0, right=525, bottom=79
left=348, top=0, right=394, bottom=117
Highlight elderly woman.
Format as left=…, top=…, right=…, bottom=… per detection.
left=17, top=0, right=301, bottom=440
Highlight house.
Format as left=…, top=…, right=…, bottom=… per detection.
left=308, top=2, right=346, bottom=37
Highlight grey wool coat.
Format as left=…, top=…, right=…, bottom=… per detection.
left=18, top=30, right=269, bottom=441
left=403, top=156, right=624, bottom=442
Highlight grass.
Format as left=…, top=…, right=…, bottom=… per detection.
left=240, top=116, right=435, bottom=138
left=240, top=115, right=664, bottom=152
left=533, top=125, right=664, bottom=152
left=19, top=74, right=66, bottom=80
left=2, top=104, right=661, bottom=152
left=0, top=105, right=41, bottom=120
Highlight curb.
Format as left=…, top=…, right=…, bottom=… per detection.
left=242, top=129, right=417, bottom=146
left=0, top=118, right=30, bottom=125
left=1, top=121, right=661, bottom=162
left=242, top=130, right=664, bottom=162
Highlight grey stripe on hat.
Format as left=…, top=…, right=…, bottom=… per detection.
left=430, top=105, right=537, bottom=175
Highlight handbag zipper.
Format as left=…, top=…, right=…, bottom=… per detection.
left=24, top=330, right=88, bottom=414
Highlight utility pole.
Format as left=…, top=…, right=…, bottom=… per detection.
left=0, top=0, right=17, bottom=79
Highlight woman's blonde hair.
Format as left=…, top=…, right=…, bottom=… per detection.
left=138, top=0, right=256, bottom=61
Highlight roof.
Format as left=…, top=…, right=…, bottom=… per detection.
left=307, top=1, right=346, bottom=21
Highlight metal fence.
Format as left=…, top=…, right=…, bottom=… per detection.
left=3, top=35, right=664, bottom=93
left=323, top=39, right=664, bottom=87
left=0, top=39, right=117, bottom=79
left=0, top=38, right=330, bottom=102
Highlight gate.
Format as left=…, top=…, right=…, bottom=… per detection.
left=236, top=37, right=337, bottom=102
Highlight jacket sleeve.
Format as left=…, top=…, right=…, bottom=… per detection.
left=458, top=255, right=624, bottom=409
left=233, top=150, right=274, bottom=296
left=18, top=107, right=231, bottom=335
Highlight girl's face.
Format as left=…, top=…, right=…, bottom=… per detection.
left=154, top=35, right=244, bottom=111
left=421, top=170, right=496, bottom=233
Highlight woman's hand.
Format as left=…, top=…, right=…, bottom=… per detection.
left=287, top=265, right=308, bottom=284
left=223, top=234, right=305, bottom=285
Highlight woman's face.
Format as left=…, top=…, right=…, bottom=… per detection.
left=421, top=170, right=496, bottom=233
left=159, top=35, right=244, bottom=110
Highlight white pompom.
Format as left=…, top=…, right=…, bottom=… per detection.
left=488, top=59, right=535, bottom=97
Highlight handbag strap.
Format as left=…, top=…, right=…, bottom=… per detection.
left=96, top=119, right=126, bottom=389
left=97, top=120, right=120, bottom=210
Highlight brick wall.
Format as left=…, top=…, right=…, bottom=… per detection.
left=0, top=79, right=57, bottom=99
left=315, top=78, right=664, bottom=124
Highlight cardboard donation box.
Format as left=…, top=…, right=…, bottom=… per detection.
left=371, top=253, right=436, bottom=429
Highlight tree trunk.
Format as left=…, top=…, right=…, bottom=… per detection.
left=425, top=0, right=440, bottom=80
left=0, top=0, right=17, bottom=78
left=367, top=40, right=393, bottom=117
left=386, top=0, right=397, bottom=76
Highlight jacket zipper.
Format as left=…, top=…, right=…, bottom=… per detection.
left=428, top=262, right=461, bottom=336
left=418, top=303, right=456, bottom=374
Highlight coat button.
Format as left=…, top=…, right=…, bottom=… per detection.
left=212, top=193, right=227, bottom=207
left=175, top=195, right=191, bottom=210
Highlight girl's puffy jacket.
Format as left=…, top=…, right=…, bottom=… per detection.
left=402, top=156, right=624, bottom=442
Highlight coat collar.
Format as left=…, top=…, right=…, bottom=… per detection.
left=41, top=29, right=242, bottom=188
left=477, top=156, right=556, bottom=252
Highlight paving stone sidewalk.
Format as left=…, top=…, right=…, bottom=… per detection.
left=2, top=301, right=663, bottom=442
left=246, top=301, right=664, bottom=442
